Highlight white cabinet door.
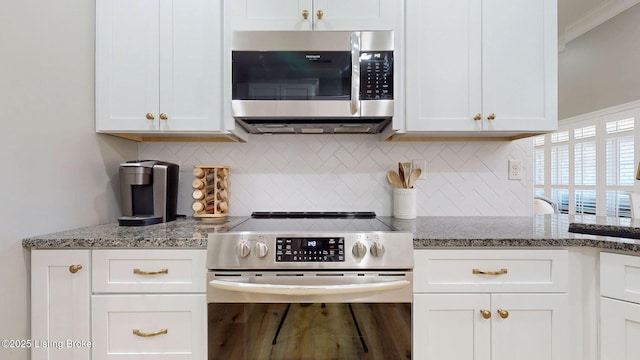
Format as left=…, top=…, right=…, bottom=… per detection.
left=225, top=0, right=314, bottom=30
left=226, top=0, right=395, bottom=31
left=96, top=0, right=160, bottom=132
left=414, top=294, right=491, bottom=360
left=481, top=0, right=557, bottom=132
left=405, top=0, right=482, bottom=132
left=31, top=250, right=91, bottom=360
left=96, top=0, right=223, bottom=133
left=414, top=293, right=568, bottom=360
left=601, top=297, right=640, bottom=360
left=312, top=0, right=397, bottom=31
left=158, top=0, right=222, bottom=132
left=491, top=294, right=568, bottom=360
left=404, top=0, right=557, bottom=134
left=92, top=294, right=206, bottom=360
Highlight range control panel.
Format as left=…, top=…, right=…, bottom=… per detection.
left=276, top=237, right=345, bottom=262
left=206, top=232, right=414, bottom=270
left=360, top=51, right=393, bottom=100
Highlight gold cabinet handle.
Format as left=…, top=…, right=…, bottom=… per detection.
left=132, top=328, right=168, bottom=337
left=133, top=268, right=169, bottom=276
left=473, top=114, right=482, bottom=121
left=497, top=309, right=509, bottom=319
left=159, top=113, right=168, bottom=120
left=480, top=309, right=491, bottom=319
left=472, top=268, right=508, bottom=275
left=145, top=113, right=155, bottom=120
left=487, top=113, right=496, bottom=120
left=302, top=9, right=309, bottom=19
left=316, top=9, right=324, bottom=19
left=69, top=264, right=83, bottom=274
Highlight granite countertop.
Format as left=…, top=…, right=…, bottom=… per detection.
left=21, top=214, right=640, bottom=254
left=22, top=216, right=249, bottom=249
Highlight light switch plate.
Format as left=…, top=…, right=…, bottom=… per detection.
left=412, top=159, right=426, bottom=180
left=508, top=159, right=523, bottom=180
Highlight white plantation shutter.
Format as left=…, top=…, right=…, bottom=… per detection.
left=534, top=104, right=638, bottom=217
left=605, top=118, right=635, bottom=217
left=535, top=147, right=545, bottom=186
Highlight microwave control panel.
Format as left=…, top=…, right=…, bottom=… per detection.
left=360, top=51, right=393, bottom=100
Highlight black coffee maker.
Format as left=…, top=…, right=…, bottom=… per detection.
left=118, top=160, right=179, bottom=226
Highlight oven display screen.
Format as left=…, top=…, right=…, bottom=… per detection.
left=276, top=237, right=345, bottom=262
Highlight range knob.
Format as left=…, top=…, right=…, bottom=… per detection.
left=254, top=241, right=269, bottom=258
left=370, top=241, right=385, bottom=257
left=352, top=241, right=367, bottom=258
left=236, top=241, right=251, bottom=258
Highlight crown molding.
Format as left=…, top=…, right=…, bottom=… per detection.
left=559, top=0, right=640, bottom=50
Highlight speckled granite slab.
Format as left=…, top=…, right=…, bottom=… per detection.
left=22, top=217, right=249, bottom=249
left=378, top=215, right=640, bottom=253
left=22, top=214, right=640, bottom=254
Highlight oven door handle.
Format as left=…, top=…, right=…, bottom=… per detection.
left=209, top=279, right=410, bottom=296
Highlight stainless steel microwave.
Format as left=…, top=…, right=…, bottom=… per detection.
left=231, top=31, right=394, bottom=134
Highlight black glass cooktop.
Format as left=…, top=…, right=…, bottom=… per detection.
left=230, top=212, right=393, bottom=232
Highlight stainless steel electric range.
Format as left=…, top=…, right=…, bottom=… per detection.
left=206, top=212, right=413, bottom=360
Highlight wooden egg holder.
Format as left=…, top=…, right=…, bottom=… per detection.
left=191, top=165, right=230, bottom=220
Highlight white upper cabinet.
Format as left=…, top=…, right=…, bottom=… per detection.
left=403, top=0, right=557, bottom=137
left=96, top=0, right=226, bottom=134
left=226, top=0, right=397, bottom=31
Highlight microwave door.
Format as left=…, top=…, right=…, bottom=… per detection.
left=231, top=50, right=356, bottom=118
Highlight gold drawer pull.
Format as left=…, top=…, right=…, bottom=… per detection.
left=472, top=268, right=507, bottom=275
left=133, top=268, right=169, bottom=276
left=69, top=264, right=83, bottom=274
left=497, top=309, right=509, bottom=319
left=133, top=328, right=168, bottom=337
left=480, top=309, right=491, bottom=319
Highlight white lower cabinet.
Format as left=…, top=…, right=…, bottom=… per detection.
left=31, top=250, right=91, bottom=360
left=600, top=252, right=640, bottom=360
left=91, top=294, right=206, bottom=360
left=413, top=249, right=569, bottom=360
left=30, top=249, right=207, bottom=360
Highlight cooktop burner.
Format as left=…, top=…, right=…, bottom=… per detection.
left=230, top=211, right=393, bottom=232
left=251, top=211, right=377, bottom=219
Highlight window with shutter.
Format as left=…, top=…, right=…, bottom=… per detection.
left=533, top=104, right=639, bottom=217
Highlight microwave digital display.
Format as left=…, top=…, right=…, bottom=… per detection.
left=360, top=51, right=393, bottom=100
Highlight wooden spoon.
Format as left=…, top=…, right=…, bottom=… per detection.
left=387, top=170, right=404, bottom=189
left=398, top=162, right=408, bottom=188
left=407, top=168, right=422, bottom=188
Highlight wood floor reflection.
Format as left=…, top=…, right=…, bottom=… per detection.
left=208, top=303, right=411, bottom=360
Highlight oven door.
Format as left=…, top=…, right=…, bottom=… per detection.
left=207, top=271, right=412, bottom=360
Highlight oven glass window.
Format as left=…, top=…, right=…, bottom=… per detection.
left=232, top=51, right=352, bottom=101
left=208, top=303, right=411, bottom=359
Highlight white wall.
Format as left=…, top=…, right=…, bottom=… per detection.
left=559, top=3, right=640, bottom=120
left=0, top=1, right=136, bottom=358
left=140, top=137, right=533, bottom=217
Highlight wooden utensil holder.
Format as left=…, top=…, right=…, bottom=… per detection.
left=191, top=165, right=230, bottom=220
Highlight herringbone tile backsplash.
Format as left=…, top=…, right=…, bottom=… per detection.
left=139, top=136, right=533, bottom=217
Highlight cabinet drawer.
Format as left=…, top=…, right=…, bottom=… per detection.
left=414, top=249, right=568, bottom=293
left=92, top=249, right=206, bottom=293
left=92, top=294, right=205, bottom=359
left=601, top=252, right=640, bottom=304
